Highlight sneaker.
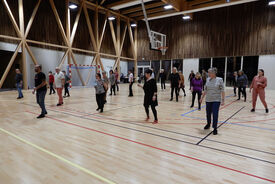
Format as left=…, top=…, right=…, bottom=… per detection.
left=96, top=108, right=100, bottom=111
left=37, top=114, right=45, bottom=119
left=100, top=109, right=103, bottom=113
left=153, top=120, right=158, bottom=124
left=169, top=98, right=173, bottom=101
left=204, top=124, right=210, bottom=130
left=251, top=109, right=255, bottom=112
left=213, top=129, right=218, bottom=135
left=266, top=109, right=269, bottom=113
left=57, top=103, right=62, bottom=106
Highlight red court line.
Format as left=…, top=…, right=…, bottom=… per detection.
left=26, top=110, right=275, bottom=183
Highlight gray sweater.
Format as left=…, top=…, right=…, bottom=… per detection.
left=95, top=79, right=105, bottom=94
left=109, top=74, right=116, bottom=85
left=205, top=77, right=224, bottom=102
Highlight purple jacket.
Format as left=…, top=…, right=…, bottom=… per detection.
left=191, top=78, right=203, bottom=92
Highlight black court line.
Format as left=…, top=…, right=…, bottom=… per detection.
left=196, top=106, right=245, bottom=145
left=21, top=102, right=275, bottom=156
left=22, top=103, right=275, bottom=165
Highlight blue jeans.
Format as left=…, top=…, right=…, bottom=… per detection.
left=206, top=102, right=221, bottom=129
left=36, top=90, right=47, bottom=115
left=16, top=83, right=23, bottom=98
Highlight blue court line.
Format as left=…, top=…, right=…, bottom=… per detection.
left=183, top=115, right=275, bottom=132
left=181, top=94, right=234, bottom=117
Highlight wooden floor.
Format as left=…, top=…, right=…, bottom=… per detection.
left=0, top=84, right=274, bottom=184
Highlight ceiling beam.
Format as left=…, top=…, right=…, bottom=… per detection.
left=136, top=9, right=175, bottom=20
left=121, top=2, right=164, bottom=15
left=161, top=0, right=182, bottom=11
left=129, top=7, right=172, bottom=18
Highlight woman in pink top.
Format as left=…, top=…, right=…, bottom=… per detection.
left=250, top=69, right=268, bottom=113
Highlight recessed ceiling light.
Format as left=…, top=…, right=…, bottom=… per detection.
left=69, top=4, right=77, bottom=9
left=164, top=5, right=173, bottom=10
left=269, top=0, right=275, bottom=5
left=108, top=16, right=116, bottom=21
left=182, top=15, right=191, bottom=20
left=131, top=23, right=137, bottom=27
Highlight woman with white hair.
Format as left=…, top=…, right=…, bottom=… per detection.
left=54, top=67, right=65, bottom=106
left=200, top=67, right=225, bottom=135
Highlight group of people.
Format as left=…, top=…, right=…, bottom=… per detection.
left=15, top=64, right=269, bottom=134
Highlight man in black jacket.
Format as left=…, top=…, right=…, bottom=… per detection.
left=169, top=67, right=180, bottom=102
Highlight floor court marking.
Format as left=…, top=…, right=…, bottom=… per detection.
left=196, top=107, right=245, bottom=145
left=24, top=111, right=275, bottom=183
left=0, top=127, right=116, bottom=184
left=21, top=102, right=275, bottom=156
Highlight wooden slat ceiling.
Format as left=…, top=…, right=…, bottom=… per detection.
left=87, top=0, right=256, bottom=21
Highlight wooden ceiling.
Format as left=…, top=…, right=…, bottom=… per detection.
left=87, top=0, right=256, bottom=21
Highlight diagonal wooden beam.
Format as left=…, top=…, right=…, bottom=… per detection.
left=2, top=0, right=22, bottom=38
left=25, top=43, right=38, bottom=65
left=49, top=0, right=70, bottom=46
left=58, top=49, right=69, bottom=67
left=127, top=21, right=136, bottom=58
left=119, top=25, right=127, bottom=56
left=71, top=51, right=85, bottom=86
left=83, top=3, right=97, bottom=51
left=108, top=18, right=119, bottom=55
left=0, top=42, right=22, bottom=88
left=25, top=0, right=41, bottom=38
left=70, top=2, right=83, bottom=44
left=161, top=0, right=182, bottom=11
left=121, top=2, right=165, bottom=14
left=98, top=17, right=107, bottom=51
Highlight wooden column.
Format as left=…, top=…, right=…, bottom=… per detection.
left=134, top=23, right=138, bottom=79
left=19, top=0, right=27, bottom=89
left=66, top=0, right=71, bottom=65
left=116, top=17, right=121, bottom=80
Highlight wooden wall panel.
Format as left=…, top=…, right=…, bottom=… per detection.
left=137, top=1, right=275, bottom=60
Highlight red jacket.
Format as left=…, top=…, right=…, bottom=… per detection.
left=49, top=74, right=54, bottom=83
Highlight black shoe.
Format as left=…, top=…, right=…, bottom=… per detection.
left=190, top=105, right=194, bottom=108
left=184, top=94, right=186, bottom=97
left=237, top=98, right=240, bottom=100
left=169, top=98, right=173, bottom=101
left=114, top=94, right=116, bottom=96
left=57, top=103, right=62, bottom=106
left=49, top=93, right=51, bottom=95
left=176, top=99, right=178, bottom=102
left=17, top=97, right=21, bottom=99
left=45, top=111, right=48, bottom=115
left=109, top=94, right=112, bottom=96
left=63, top=96, right=66, bottom=98
left=198, top=108, right=201, bottom=111
left=266, top=109, right=269, bottom=113
left=96, top=108, right=100, bottom=111
left=213, top=129, right=218, bottom=135
left=100, top=109, right=103, bottom=113
left=244, top=99, right=246, bottom=102
left=204, top=124, right=210, bottom=130
left=37, top=114, right=45, bottom=119
left=251, top=109, right=255, bottom=112
left=67, top=95, right=70, bottom=97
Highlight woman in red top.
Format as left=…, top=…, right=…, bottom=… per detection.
left=250, top=69, right=268, bottom=113
left=48, top=71, right=55, bottom=95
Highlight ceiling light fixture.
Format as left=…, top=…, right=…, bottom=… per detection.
left=108, top=16, right=116, bottom=21
left=164, top=5, right=173, bottom=10
left=69, top=4, right=77, bottom=9
left=182, top=15, right=191, bottom=20
left=269, top=0, right=275, bottom=5
left=131, top=23, right=137, bottom=27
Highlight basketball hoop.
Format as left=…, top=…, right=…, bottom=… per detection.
left=157, top=46, right=168, bottom=55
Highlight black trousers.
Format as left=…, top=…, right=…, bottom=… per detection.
left=191, top=91, right=202, bottom=109
left=144, top=105, right=158, bottom=121
left=96, top=93, right=105, bottom=110
left=64, top=83, right=70, bottom=96
left=178, top=86, right=186, bottom=95
left=116, top=81, right=119, bottom=91
left=110, top=84, right=116, bottom=95
left=49, top=82, right=55, bottom=94
left=234, top=86, right=237, bottom=95
left=203, top=80, right=206, bottom=91
left=129, top=82, right=133, bottom=96
left=238, top=87, right=246, bottom=100
left=171, top=86, right=179, bottom=101
left=161, top=79, right=166, bottom=90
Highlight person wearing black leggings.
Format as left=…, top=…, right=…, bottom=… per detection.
left=169, top=67, right=180, bottom=102
left=190, top=72, right=203, bottom=110
left=138, top=69, right=158, bottom=124
left=237, top=70, right=248, bottom=102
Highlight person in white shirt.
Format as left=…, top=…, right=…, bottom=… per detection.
left=128, top=70, right=134, bottom=97
left=54, top=67, right=65, bottom=106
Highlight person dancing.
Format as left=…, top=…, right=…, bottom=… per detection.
left=250, top=69, right=269, bottom=113
left=138, top=69, right=158, bottom=124
left=200, top=68, right=225, bottom=135
left=95, top=73, right=107, bottom=113
left=237, top=70, right=248, bottom=102
left=169, top=67, right=180, bottom=102
left=190, top=72, right=203, bottom=110
left=178, top=71, right=186, bottom=96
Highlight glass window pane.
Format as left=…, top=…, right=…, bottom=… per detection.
left=226, top=57, right=241, bottom=86
left=243, top=56, right=259, bottom=85
left=161, top=60, right=171, bottom=80
left=199, top=58, right=211, bottom=72
left=151, top=60, right=160, bottom=80
left=213, top=57, right=225, bottom=80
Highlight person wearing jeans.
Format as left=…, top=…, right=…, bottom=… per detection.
left=54, top=67, right=65, bottom=106
left=32, top=65, right=47, bottom=118
left=190, top=72, right=203, bottom=110
left=200, top=67, right=225, bottom=135
left=15, top=69, right=23, bottom=99
left=48, top=71, right=55, bottom=95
